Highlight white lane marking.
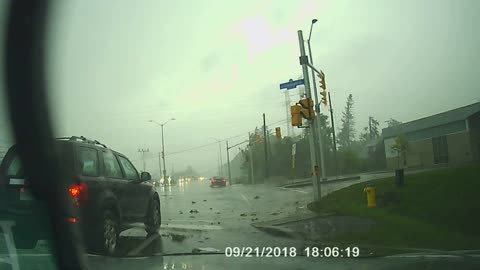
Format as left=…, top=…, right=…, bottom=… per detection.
left=0, top=220, right=20, bottom=270
left=240, top=194, right=251, bottom=206
left=127, top=233, right=160, bottom=256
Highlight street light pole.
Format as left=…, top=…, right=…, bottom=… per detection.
left=298, top=29, right=322, bottom=201
left=219, top=141, right=223, bottom=176
left=307, top=19, right=327, bottom=182
left=149, top=118, right=175, bottom=183
left=161, top=124, right=167, bottom=182
left=209, top=137, right=224, bottom=176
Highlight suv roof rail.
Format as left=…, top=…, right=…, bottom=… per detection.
left=55, top=136, right=108, bottom=148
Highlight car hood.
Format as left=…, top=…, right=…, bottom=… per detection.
left=7, top=252, right=480, bottom=270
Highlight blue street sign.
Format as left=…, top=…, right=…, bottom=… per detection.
left=280, top=79, right=304, bottom=90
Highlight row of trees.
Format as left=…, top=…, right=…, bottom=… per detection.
left=235, top=94, right=404, bottom=183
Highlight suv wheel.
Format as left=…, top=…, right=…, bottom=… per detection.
left=145, top=198, right=161, bottom=234
left=95, top=209, right=119, bottom=256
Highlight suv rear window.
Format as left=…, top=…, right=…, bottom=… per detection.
left=1, top=142, right=72, bottom=180
left=77, top=147, right=99, bottom=177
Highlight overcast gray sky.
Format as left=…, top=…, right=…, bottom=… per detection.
left=1, top=0, right=480, bottom=175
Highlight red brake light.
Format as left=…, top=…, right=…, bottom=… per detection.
left=211, top=179, right=217, bottom=183
left=69, top=183, right=88, bottom=206
left=68, top=217, right=78, bottom=223
left=222, top=179, right=226, bottom=182
left=69, top=186, right=81, bottom=197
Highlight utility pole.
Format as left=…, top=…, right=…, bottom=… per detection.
left=298, top=30, right=322, bottom=201
left=328, top=92, right=338, bottom=176
left=263, top=113, right=268, bottom=179
left=247, top=132, right=255, bottom=184
left=369, top=116, right=373, bottom=140
left=226, top=140, right=231, bottom=185
left=138, top=148, right=149, bottom=172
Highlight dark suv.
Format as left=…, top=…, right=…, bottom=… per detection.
left=0, top=136, right=161, bottom=255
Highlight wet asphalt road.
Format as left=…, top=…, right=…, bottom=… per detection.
left=116, top=180, right=315, bottom=256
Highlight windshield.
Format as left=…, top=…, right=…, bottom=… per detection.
left=1, top=0, right=480, bottom=269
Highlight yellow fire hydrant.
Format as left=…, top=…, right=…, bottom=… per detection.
left=364, top=184, right=376, bottom=208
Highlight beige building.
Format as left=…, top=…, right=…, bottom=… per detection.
left=382, top=102, right=480, bottom=170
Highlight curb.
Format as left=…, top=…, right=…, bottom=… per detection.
left=282, top=176, right=361, bottom=188
left=251, top=212, right=333, bottom=227
left=251, top=225, right=302, bottom=239
left=251, top=213, right=335, bottom=238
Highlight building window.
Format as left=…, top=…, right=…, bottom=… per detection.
left=432, top=136, right=449, bottom=164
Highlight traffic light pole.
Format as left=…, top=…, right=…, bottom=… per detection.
left=226, top=139, right=249, bottom=185
left=307, top=38, right=327, bottom=182
left=298, top=30, right=322, bottom=201
left=328, top=92, right=338, bottom=176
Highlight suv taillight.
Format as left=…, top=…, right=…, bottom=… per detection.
left=211, top=179, right=217, bottom=183
left=222, top=179, right=226, bottom=182
left=69, top=182, right=88, bottom=206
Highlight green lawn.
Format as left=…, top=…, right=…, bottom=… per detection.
left=308, top=163, right=480, bottom=251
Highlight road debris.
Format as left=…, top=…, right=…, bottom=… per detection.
left=240, top=213, right=247, bottom=217
left=254, top=195, right=260, bottom=199
left=169, top=233, right=187, bottom=242
left=190, top=209, right=199, bottom=214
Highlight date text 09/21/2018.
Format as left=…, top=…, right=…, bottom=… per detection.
left=224, top=247, right=360, bottom=258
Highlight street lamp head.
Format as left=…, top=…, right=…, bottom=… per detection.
left=171, top=118, right=176, bottom=121
left=312, top=19, right=318, bottom=24
left=148, top=120, right=153, bottom=122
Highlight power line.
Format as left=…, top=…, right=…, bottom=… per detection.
left=130, top=118, right=289, bottom=161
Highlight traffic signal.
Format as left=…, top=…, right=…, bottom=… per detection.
left=318, top=70, right=326, bottom=90
left=298, top=98, right=316, bottom=120
left=275, top=127, right=281, bottom=140
left=255, top=134, right=261, bottom=144
left=320, top=89, right=328, bottom=107
left=290, top=105, right=302, bottom=127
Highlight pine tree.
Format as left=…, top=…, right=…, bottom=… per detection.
left=337, top=94, right=355, bottom=149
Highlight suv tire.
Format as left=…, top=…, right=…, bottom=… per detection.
left=145, top=198, right=161, bottom=234
left=92, top=209, right=119, bottom=256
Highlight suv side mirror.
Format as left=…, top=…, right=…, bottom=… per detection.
left=140, top=172, right=151, bottom=182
